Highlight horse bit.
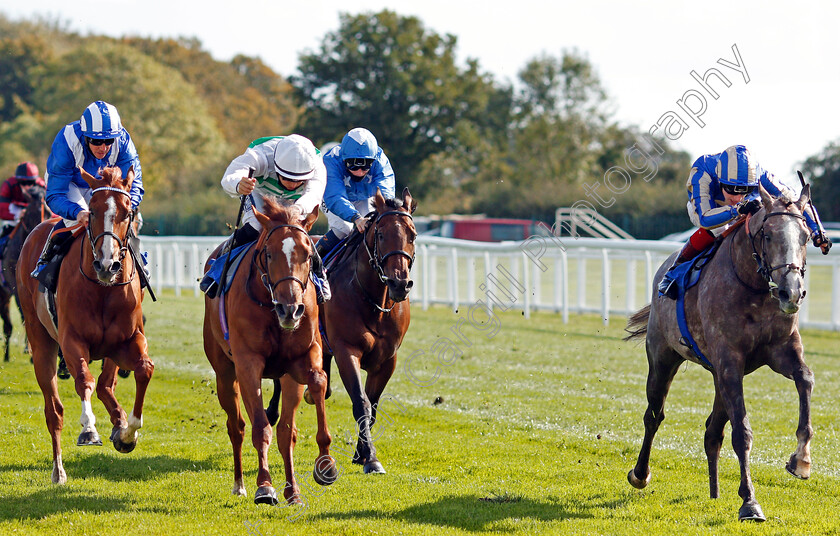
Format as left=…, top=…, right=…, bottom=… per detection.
left=747, top=210, right=808, bottom=290
left=249, top=223, right=313, bottom=309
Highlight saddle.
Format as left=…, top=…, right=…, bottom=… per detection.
left=200, top=241, right=254, bottom=299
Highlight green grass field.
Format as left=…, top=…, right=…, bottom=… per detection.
left=1, top=292, right=840, bottom=535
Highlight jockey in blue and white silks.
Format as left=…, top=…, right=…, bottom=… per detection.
left=659, top=145, right=831, bottom=299
left=32, top=101, right=143, bottom=288
left=316, top=128, right=395, bottom=258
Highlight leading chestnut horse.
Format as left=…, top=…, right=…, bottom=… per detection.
left=17, top=166, right=153, bottom=484
left=203, top=198, right=337, bottom=505
left=624, top=185, right=815, bottom=522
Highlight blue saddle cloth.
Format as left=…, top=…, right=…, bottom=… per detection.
left=205, top=242, right=253, bottom=296
left=669, top=241, right=721, bottom=369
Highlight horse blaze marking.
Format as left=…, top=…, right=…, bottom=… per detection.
left=282, top=237, right=295, bottom=268
left=103, top=197, right=117, bottom=259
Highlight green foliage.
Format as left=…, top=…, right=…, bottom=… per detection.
left=294, top=9, right=512, bottom=188
left=801, top=139, right=840, bottom=221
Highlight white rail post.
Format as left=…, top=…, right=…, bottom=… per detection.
left=601, top=248, right=610, bottom=326
left=421, top=244, right=429, bottom=311
left=522, top=251, right=531, bottom=319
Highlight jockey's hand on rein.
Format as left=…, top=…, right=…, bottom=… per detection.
left=737, top=198, right=761, bottom=216
left=814, top=232, right=832, bottom=255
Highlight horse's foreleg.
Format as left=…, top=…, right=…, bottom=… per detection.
left=335, top=349, right=379, bottom=473
left=62, top=341, right=101, bottom=447
left=110, top=334, right=154, bottom=453
left=237, top=361, right=276, bottom=505
left=785, top=364, right=814, bottom=479
left=704, top=385, right=729, bottom=499
left=718, top=367, right=765, bottom=522
left=96, top=358, right=126, bottom=428
left=301, top=350, right=336, bottom=487
left=1, top=298, right=12, bottom=362
left=277, top=376, right=304, bottom=504
left=629, top=343, right=682, bottom=489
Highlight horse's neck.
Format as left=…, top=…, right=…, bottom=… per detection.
left=728, top=217, right=769, bottom=290
left=353, top=235, right=389, bottom=301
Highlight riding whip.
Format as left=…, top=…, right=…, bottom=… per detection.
left=218, top=167, right=254, bottom=295
left=797, top=170, right=827, bottom=245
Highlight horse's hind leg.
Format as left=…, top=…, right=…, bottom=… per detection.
left=29, top=325, right=64, bottom=482
left=96, top=358, right=128, bottom=446
left=277, top=375, right=305, bottom=504
left=628, top=342, right=683, bottom=489
left=265, top=379, right=281, bottom=427
left=1, top=297, right=12, bottom=362
left=704, top=385, right=729, bottom=499
left=215, top=358, right=247, bottom=496
left=303, top=354, right=336, bottom=487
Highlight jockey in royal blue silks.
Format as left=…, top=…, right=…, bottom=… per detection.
left=658, top=144, right=832, bottom=299
left=31, top=101, right=144, bottom=291
left=315, top=127, right=396, bottom=260
left=199, top=134, right=331, bottom=302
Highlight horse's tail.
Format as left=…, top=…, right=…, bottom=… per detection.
left=623, top=303, right=650, bottom=342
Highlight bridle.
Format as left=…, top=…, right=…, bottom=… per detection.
left=247, top=223, right=313, bottom=309
left=735, top=208, right=808, bottom=292
left=80, top=186, right=135, bottom=286
left=355, top=209, right=415, bottom=313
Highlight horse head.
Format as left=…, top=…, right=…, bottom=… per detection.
left=368, top=188, right=417, bottom=303
left=253, top=197, right=318, bottom=330
left=752, top=184, right=811, bottom=314
left=19, top=184, right=50, bottom=231
left=79, top=166, right=135, bottom=284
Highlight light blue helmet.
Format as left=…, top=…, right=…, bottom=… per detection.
left=339, top=128, right=378, bottom=160
left=717, top=145, right=759, bottom=188
left=80, top=101, right=123, bottom=139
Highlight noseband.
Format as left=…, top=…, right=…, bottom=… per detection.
left=363, top=210, right=415, bottom=284
left=248, top=223, right=313, bottom=309
left=81, top=186, right=135, bottom=286
left=744, top=210, right=808, bottom=291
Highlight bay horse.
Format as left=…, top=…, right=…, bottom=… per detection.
left=282, top=188, right=416, bottom=474
left=624, top=185, right=815, bottom=522
left=17, top=166, right=153, bottom=485
left=0, top=183, right=51, bottom=361
left=202, top=198, right=337, bottom=505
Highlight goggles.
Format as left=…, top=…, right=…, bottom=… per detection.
left=87, top=137, right=115, bottom=147
left=721, top=183, right=753, bottom=195
left=345, top=158, right=373, bottom=172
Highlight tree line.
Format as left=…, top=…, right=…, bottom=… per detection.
left=2, top=11, right=836, bottom=238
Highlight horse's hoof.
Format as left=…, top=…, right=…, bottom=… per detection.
left=738, top=500, right=766, bottom=522
left=51, top=465, right=67, bottom=485
left=627, top=468, right=651, bottom=489
left=786, top=455, right=811, bottom=479
left=303, top=388, right=314, bottom=405
left=57, top=362, right=71, bottom=380
left=117, top=368, right=131, bottom=379
left=313, top=455, right=338, bottom=486
left=286, top=494, right=304, bottom=506
left=110, top=426, right=137, bottom=453
left=364, top=460, right=386, bottom=474
left=254, top=485, right=278, bottom=505
left=77, top=430, right=102, bottom=446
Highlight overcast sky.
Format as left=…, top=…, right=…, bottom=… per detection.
left=5, top=0, right=839, bottom=187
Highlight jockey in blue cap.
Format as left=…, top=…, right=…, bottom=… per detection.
left=659, top=145, right=831, bottom=299
left=316, top=127, right=395, bottom=259
left=31, top=101, right=143, bottom=291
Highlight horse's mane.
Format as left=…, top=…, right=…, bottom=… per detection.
left=259, top=195, right=296, bottom=224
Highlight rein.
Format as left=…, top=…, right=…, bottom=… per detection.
left=79, top=187, right=136, bottom=287
left=355, top=209, right=415, bottom=313
left=730, top=209, right=807, bottom=293
left=246, top=223, right=313, bottom=310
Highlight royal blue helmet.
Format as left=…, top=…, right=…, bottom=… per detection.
left=339, top=128, right=378, bottom=161
left=716, top=145, right=759, bottom=188
left=80, top=101, right=123, bottom=139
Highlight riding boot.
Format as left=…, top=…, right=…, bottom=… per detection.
left=310, top=246, right=331, bottom=303
left=658, top=243, right=702, bottom=299
left=200, top=224, right=260, bottom=298
left=315, top=230, right=339, bottom=260
left=31, top=223, right=71, bottom=292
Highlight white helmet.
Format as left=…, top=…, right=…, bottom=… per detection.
left=273, top=134, right=318, bottom=181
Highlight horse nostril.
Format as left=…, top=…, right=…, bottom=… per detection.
left=778, top=289, right=790, bottom=302
left=405, top=280, right=414, bottom=290
left=109, top=261, right=121, bottom=274
left=275, top=304, right=286, bottom=317
left=293, top=303, right=305, bottom=320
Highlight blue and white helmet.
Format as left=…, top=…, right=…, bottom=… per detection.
left=339, top=128, right=378, bottom=161
left=80, top=101, right=123, bottom=139
left=716, top=145, right=759, bottom=188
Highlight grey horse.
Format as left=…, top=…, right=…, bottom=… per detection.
left=624, top=184, right=815, bottom=522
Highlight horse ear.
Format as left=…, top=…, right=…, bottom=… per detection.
left=374, top=188, right=386, bottom=211
left=302, top=205, right=319, bottom=232
left=402, top=187, right=417, bottom=214
left=79, top=167, right=98, bottom=188
left=796, top=183, right=811, bottom=212
left=253, top=206, right=271, bottom=231
left=759, top=183, right=773, bottom=208
left=124, top=166, right=135, bottom=191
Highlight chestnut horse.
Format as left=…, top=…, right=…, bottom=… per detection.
left=0, top=184, right=51, bottom=361
left=203, top=198, right=337, bottom=505
left=624, top=185, right=815, bottom=522
left=17, top=166, right=153, bottom=484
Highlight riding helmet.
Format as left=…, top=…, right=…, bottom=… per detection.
left=717, top=145, right=759, bottom=187
left=273, top=134, right=318, bottom=181
left=80, top=101, right=123, bottom=139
